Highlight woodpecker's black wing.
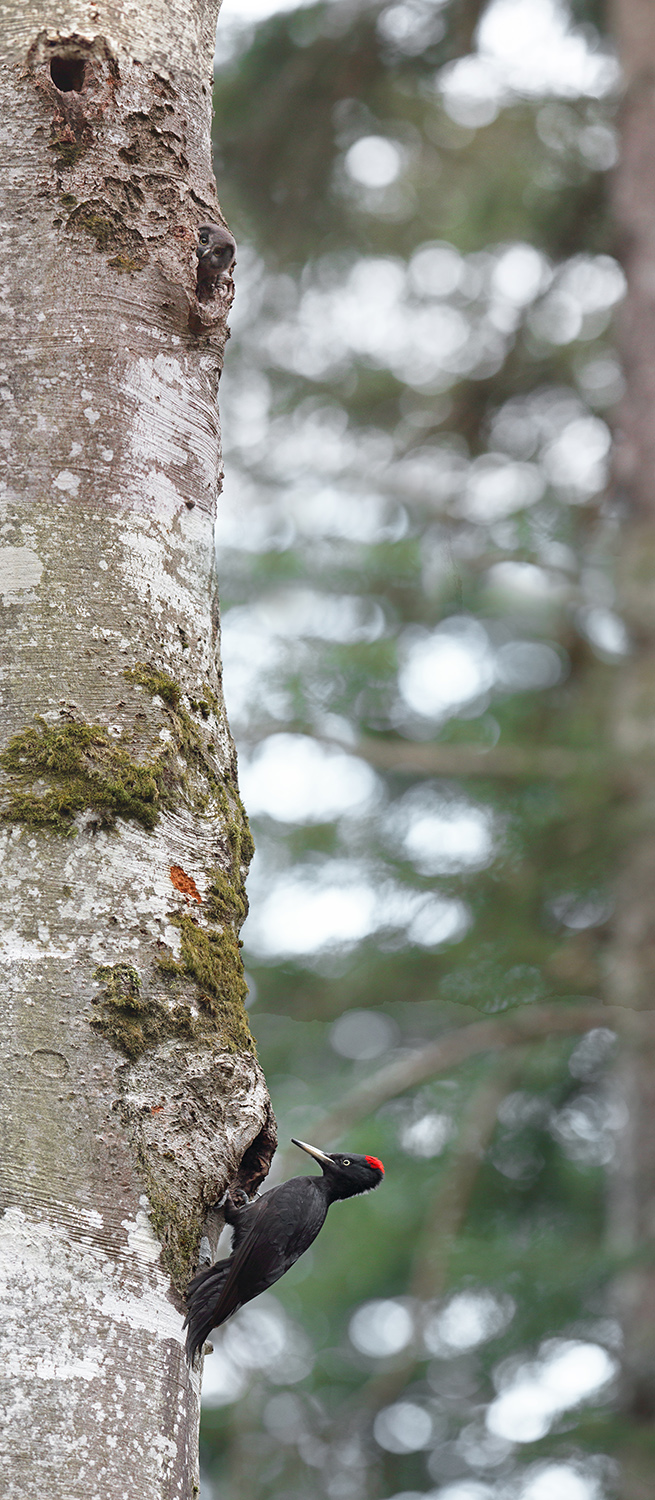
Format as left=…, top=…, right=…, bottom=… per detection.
left=184, top=1192, right=272, bottom=1330
left=185, top=1178, right=328, bottom=1363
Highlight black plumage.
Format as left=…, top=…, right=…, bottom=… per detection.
left=195, top=222, right=236, bottom=296
left=184, top=1138, right=384, bottom=1363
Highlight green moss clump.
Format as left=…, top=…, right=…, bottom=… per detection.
left=125, top=664, right=181, bottom=712
left=152, top=869, right=255, bottom=1055
left=91, top=963, right=196, bottom=1061
left=66, top=204, right=149, bottom=269
left=206, top=867, right=249, bottom=927
left=49, top=137, right=87, bottom=168
left=225, top=788, right=255, bottom=871
left=156, top=954, right=185, bottom=978
left=124, top=664, right=256, bottom=854
left=94, top=902, right=255, bottom=1064
left=159, top=911, right=254, bottom=1056
left=73, top=209, right=115, bottom=246
left=143, top=1175, right=205, bottom=1290
left=188, top=685, right=220, bottom=721
left=188, top=696, right=211, bottom=720
left=0, top=720, right=167, bottom=835
left=124, top=663, right=209, bottom=779
left=109, top=253, right=144, bottom=273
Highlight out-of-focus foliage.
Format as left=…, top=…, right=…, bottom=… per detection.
left=204, top=1, right=625, bottom=1496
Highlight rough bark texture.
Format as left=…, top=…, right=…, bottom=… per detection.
left=0, top=2, right=275, bottom=1496
left=609, top=2, right=655, bottom=1492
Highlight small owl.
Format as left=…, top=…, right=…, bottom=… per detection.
left=195, top=223, right=236, bottom=296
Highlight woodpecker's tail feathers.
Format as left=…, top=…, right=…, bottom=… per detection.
left=184, top=1258, right=231, bottom=1365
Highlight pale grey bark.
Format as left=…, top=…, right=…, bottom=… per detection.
left=0, top=3, right=275, bottom=1496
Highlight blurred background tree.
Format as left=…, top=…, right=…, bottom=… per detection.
left=199, top=1, right=651, bottom=1497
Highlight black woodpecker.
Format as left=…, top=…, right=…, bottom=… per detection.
left=195, top=223, right=236, bottom=296
left=184, top=1138, right=384, bottom=1363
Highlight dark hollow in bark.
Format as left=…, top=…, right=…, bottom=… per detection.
left=50, top=54, right=87, bottom=92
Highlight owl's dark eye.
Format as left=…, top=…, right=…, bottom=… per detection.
left=198, top=232, right=209, bottom=244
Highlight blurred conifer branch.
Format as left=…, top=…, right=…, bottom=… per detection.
left=408, top=1049, right=527, bottom=1302
left=356, top=1050, right=527, bottom=1414
left=324, top=736, right=610, bottom=781
left=310, top=1004, right=648, bottom=1146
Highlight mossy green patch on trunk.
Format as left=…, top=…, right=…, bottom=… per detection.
left=0, top=719, right=167, bottom=835
left=156, top=866, right=255, bottom=1055
left=143, top=1175, right=205, bottom=1290
left=91, top=950, right=254, bottom=1061
left=154, top=863, right=255, bottom=1057
left=0, top=668, right=254, bottom=842
left=164, top=914, right=254, bottom=1055
left=222, top=788, right=255, bottom=872
left=124, top=663, right=182, bottom=712
left=188, top=693, right=215, bottom=720
left=124, top=662, right=216, bottom=796
left=49, top=137, right=88, bottom=168
left=124, top=662, right=256, bottom=869
left=91, top=963, right=197, bottom=1061
left=206, top=867, right=249, bottom=927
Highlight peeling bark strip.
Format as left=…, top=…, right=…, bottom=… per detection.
left=0, top=2, right=275, bottom=1496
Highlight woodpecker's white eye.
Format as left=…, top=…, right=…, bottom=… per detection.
left=342, top=1159, right=351, bottom=1166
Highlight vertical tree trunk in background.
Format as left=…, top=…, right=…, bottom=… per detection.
left=609, top=2, right=655, bottom=1493
left=0, top=3, right=275, bottom=1496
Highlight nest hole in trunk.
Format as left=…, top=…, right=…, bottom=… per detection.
left=50, top=55, right=87, bottom=92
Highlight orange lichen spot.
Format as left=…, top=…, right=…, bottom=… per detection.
left=169, top=864, right=201, bottom=902
left=151, top=1104, right=164, bottom=1114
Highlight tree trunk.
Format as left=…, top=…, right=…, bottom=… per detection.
left=609, top=1, right=655, bottom=1493
left=0, top=3, right=275, bottom=1496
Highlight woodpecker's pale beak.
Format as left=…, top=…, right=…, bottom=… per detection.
left=291, top=1137, right=334, bottom=1167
